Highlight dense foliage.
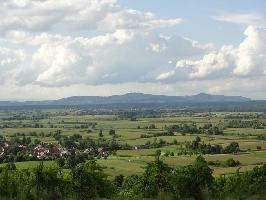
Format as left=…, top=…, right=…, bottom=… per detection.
left=178, top=137, right=240, bottom=155
left=226, top=120, right=265, bottom=129
left=0, top=156, right=265, bottom=200
left=166, top=123, right=224, bottom=135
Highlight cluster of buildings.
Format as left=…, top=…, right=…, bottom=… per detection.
left=33, top=143, right=70, bottom=159
left=0, top=141, right=110, bottom=160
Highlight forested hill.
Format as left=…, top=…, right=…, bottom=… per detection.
left=0, top=93, right=251, bottom=106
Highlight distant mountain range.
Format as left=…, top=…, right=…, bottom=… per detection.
left=0, top=93, right=252, bottom=107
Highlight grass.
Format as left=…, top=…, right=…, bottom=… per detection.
left=0, top=161, right=56, bottom=169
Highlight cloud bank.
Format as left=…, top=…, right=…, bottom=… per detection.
left=0, top=0, right=265, bottom=100
left=157, top=26, right=266, bottom=81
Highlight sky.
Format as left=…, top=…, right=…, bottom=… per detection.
left=0, top=0, right=266, bottom=100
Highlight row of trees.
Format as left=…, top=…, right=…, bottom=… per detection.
left=257, top=135, right=266, bottom=141
left=179, top=137, right=240, bottom=155
left=166, top=123, right=224, bottom=135
left=208, top=158, right=241, bottom=167
left=226, top=120, right=265, bottom=129
left=140, top=131, right=175, bottom=138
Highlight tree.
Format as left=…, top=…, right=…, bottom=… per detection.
left=224, top=142, right=240, bottom=154
left=122, top=175, right=142, bottom=198
left=224, top=158, right=240, bottom=167
left=71, top=160, right=114, bottom=199
left=6, top=162, right=16, bottom=170
left=195, top=155, right=207, bottom=165
left=98, top=129, right=103, bottom=138
left=164, top=151, right=170, bottom=157
left=67, top=155, right=78, bottom=169
left=109, top=129, right=116, bottom=136
left=170, top=156, right=213, bottom=200
left=34, top=162, right=45, bottom=199
left=189, top=136, right=201, bottom=151
left=57, top=157, right=65, bottom=169
left=115, top=174, right=124, bottom=187
left=155, top=150, right=161, bottom=162
left=148, top=124, right=156, bottom=129
left=140, top=157, right=172, bottom=197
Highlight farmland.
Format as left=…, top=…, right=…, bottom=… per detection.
left=1, top=109, right=266, bottom=177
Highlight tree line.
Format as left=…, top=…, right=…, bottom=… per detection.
left=180, top=136, right=241, bottom=155
left=226, top=120, right=265, bottom=129
left=166, top=123, right=224, bottom=135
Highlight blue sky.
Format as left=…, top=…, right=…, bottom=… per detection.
left=0, top=0, right=265, bottom=100
left=119, top=0, right=265, bottom=45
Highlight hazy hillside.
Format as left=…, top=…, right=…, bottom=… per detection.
left=0, top=93, right=251, bottom=106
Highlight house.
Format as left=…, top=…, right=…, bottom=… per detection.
left=84, top=147, right=94, bottom=154
left=33, top=146, right=49, bottom=159
left=33, top=143, right=70, bottom=159
left=98, top=148, right=109, bottom=156
left=133, top=146, right=140, bottom=150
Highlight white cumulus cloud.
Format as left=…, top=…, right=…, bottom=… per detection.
left=157, top=26, right=266, bottom=81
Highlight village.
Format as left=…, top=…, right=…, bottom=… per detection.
left=0, top=138, right=110, bottom=163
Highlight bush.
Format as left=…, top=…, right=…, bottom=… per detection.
left=223, top=158, right=240, bottom=167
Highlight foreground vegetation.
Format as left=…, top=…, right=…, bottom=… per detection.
left=0, top=108, right=266, bottom=199
left=0, top=155, right=266, bottom=200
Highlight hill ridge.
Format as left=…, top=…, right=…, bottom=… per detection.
left=0, top=93, right=252, bottom=106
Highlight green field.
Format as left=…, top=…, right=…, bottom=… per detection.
left=1, top=110, right=266, bottom=178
